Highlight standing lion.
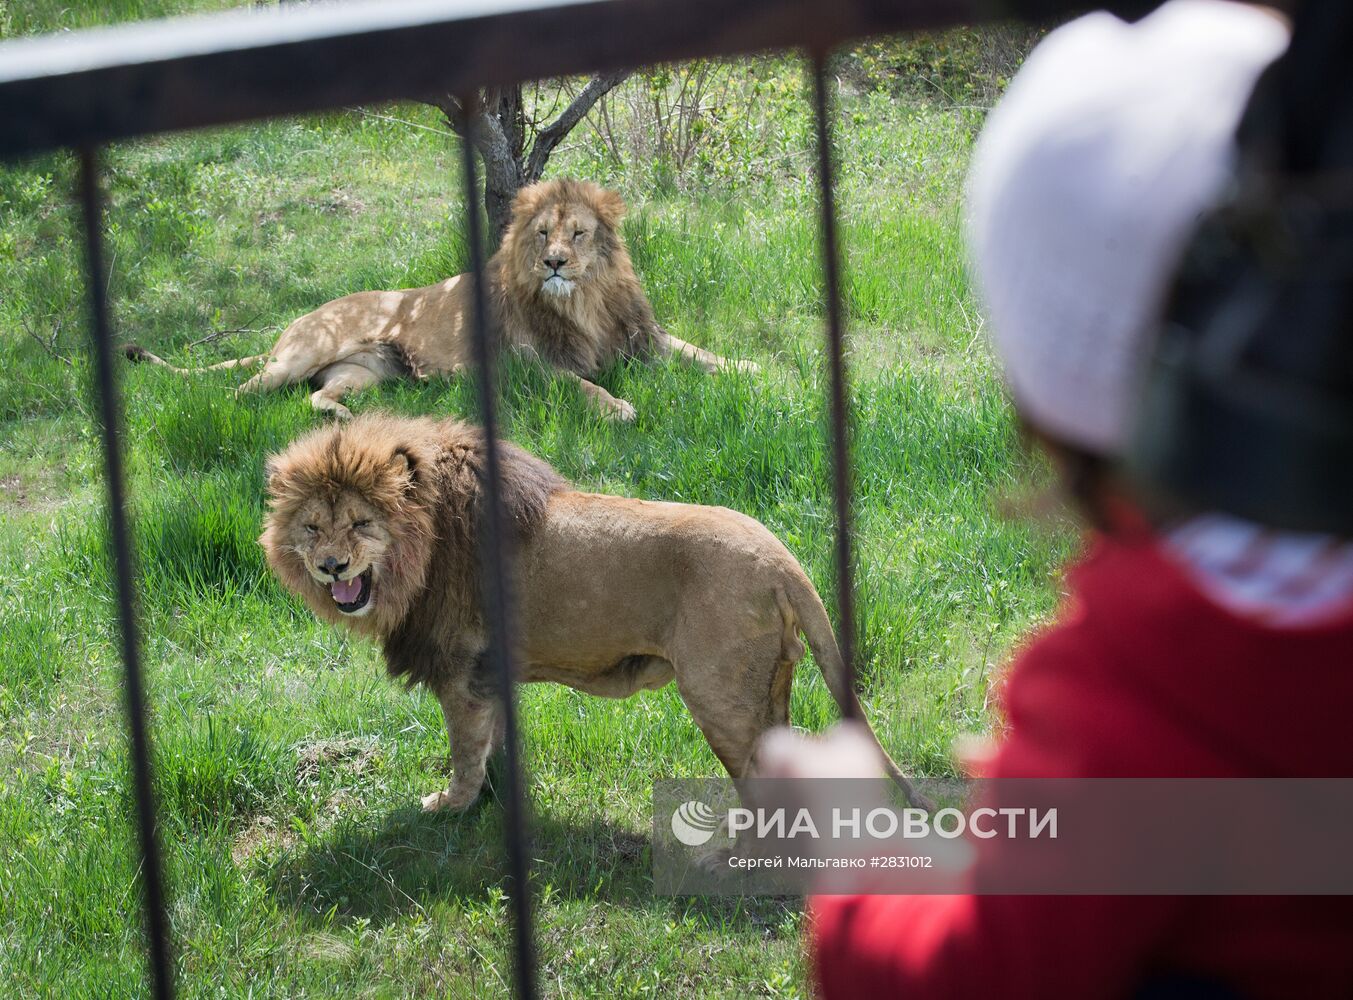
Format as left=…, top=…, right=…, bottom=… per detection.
left=126, top=179, right=750, bottom=421
left=260, top=413, right=922, bottom=813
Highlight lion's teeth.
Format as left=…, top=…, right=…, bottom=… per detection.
left=331, top=577, right=361, bottom=603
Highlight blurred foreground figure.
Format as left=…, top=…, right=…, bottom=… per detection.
left=762, top=2, right=1353, bottom=997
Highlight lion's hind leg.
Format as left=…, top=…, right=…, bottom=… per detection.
left=235, top=356, right=302, bottom=397
left=233, top=339, right=361, bottom=400
left=307, top=360, right=386, bottom=421
left=671, top=631, right=790, bottom=781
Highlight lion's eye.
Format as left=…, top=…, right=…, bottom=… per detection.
left=537, top=228, right=547, bottom=236
left=352, top=519, right=370, bottom=530
left=304, top=524, right=318, bottom=534
left=573, top=230, right=585, bottom=240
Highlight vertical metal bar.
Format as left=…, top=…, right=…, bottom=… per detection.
left=810, top=52, right=860, bottom=720
left=77, top=147, right=175, bottom=1000
left=455, top=95, right=539, bottom=1000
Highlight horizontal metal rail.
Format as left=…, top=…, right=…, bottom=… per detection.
left=0, top=0, right=1153, bottom=159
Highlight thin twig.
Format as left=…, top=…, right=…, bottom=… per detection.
left=525, top=70, right=630, bottom=181
left=106, top=245, right=118, bottom=300
left=186, top=308, right=270, bottom=350
left=185, top=326, right=273, bottom=350
left=339, top=851, right=428, bottom=916
left=20, top=314, right=73, bottom=366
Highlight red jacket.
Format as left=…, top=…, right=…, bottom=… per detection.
left=810, top=532, right=1353, bottom=999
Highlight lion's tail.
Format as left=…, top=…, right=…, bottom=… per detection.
left=123, top=343, right=268, bottom=375
left=780, top=576, right=931, bottom=810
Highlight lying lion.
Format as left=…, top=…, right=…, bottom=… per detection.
left=260, top=413, right=922, bottom=812
left=126, top=178, right=749, bottom=421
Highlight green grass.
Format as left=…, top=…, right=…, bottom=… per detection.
left=0, top=11, right=1071, bottom=996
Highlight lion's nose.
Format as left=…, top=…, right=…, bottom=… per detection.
left=320, top=556, right=349, bottom=577
left=543, top=256, right=568, bottom=271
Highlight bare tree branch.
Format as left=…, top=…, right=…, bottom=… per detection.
left=429, top=71, right=632, bottom=242
left=433, top=94, right=466, bottom=136
left=525, top=70, right=631, bottom=182
left=20, top=314, right=72, bottom=366
left=185, top=309, right=274, bottom=350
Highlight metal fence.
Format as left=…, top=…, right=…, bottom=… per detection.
left=0, top=1, right=1154, bottom=996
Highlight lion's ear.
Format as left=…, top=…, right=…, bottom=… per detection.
left=391, top=447, right=419, bottom=486
left=263, top=457, right=281, bottom=494
left=592, top=188, right=627, bottom=230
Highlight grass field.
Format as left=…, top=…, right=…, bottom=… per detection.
left=0, top=7, right=1071, bottom=997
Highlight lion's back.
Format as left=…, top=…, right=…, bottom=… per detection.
left=537, top=490, right=804, bottom=586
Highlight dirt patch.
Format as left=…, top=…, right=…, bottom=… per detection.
left=299, top=931, right=356, bottom=963
left=231, top=814, right=300, bottom=866
left=0, top=471, right=67, bottom=516
left=295, top=735, right=382, bottom=786
left=231, top=741, right=380, bottom=867
left=309, top=188, right=366, bottom=216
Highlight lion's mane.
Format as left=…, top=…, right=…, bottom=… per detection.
left=261, top=414, right=566, bottom=678
left=491, top=178, right=659, bottom=374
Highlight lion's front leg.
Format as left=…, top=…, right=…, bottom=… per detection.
left=563, top=370, right=637, bottom=422
left=422, top=677, right=500, bottom=813
left=506, top=342, right=637, bottom=421
left=651, top=328, right=759, bottom=376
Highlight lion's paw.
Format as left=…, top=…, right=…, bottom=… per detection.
left=604, top=398, right=637, bottom=423
left=694, top=845, right=737, bottom=875
left=732, top=359, right=761, bottom=375
left=421, top=786, right=479, bottom=813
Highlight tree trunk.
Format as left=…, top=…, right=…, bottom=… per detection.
left=482, top=181, right=518, bottom=243
left=433, top=72, right=630, bottom=248
left=478, top=85, right=525, bottom=241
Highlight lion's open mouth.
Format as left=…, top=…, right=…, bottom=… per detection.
left=330, top=568, right=373, bottom=614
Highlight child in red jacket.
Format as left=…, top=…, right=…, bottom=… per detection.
left=761, top=2, right=1353, bottom=996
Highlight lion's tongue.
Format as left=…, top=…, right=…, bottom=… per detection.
left=331, top=576, right=362, bottom=604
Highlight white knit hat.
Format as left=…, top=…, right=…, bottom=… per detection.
left=966, top=0, right=1287, bottom=455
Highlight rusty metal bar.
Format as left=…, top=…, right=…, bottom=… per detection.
left=77, top=147, right=175, bottom=1000
left=457, top=95, right=539, bottom=1000
left=809, top=53, right=860, bottom=719
left=0, top=0, right=1157, bottom=160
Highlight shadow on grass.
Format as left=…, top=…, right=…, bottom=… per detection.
left=269, top=742, right=652, bottom=924
left=269, top=762, right=797, bottom=932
